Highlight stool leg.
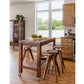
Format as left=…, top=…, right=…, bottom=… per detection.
left=47, top=56, right=52, bottom=74
left=60, top=51, right=65, bottom=69
left=61, top=51, right=65, bottom=69
left=43, top=56, right=50, bottom=80
left=28, top=48, right=34, bottom=60
left=55, top=54, right=60, bottom=76
left=22, top=49, right=27, bottom=62
left=59, top=51, right=64, bottom=73
left=26, top=50, right=30, bottom=63
left=53, top=56, right=57, bottom=83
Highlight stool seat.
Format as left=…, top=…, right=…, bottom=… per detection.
left=47, top=50, right=58, bottom=54
left=54, top=45, right=64, bottom=49
left=41, top=54, right=50, bottom=56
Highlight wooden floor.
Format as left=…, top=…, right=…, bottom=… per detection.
left=10, top=48, right=75, bottom=84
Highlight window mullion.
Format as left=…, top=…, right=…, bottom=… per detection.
left=37, top=10, right=49, bottom=12
left=52, top=9, right=62, bottom=11
left=35, top=3, right=38, bottom=34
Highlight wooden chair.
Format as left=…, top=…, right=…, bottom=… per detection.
left=54, top=45, right=65, bottom=73
left=22, top=46, right=34, bottom=63
left=43, top=50, right=60, bottom=83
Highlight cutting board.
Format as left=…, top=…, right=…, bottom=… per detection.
left=28, top=38, right=47, bottom=41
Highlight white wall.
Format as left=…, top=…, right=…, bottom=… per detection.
left=10, top=2, right=51, bottom=52
left=64, top=26, right=75, bottom=33
left=64, top=0, right=75, bottom=4
left=10, top=2, right=35, bottom=39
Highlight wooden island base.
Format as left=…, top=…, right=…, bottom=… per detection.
left=19, top=38, right=55, bottom=79
left=23, top=59, right=46, bottom=71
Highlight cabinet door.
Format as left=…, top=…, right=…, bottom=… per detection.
left=10, top=21, right=13, bottom=42
left=13, top=21, right=19, bottom=43
left=63, top=3, right=75, bottom=26
left=20, top=21, right=25, bottom=40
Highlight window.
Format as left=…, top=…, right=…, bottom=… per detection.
left=51, top=1, right=64, bottom=10
left=37, top=12, right=49, bottom=37
left=36, top=0, right=64, bottom=38
left=37, top=3, right=49, bottom=11
left=52, top=11, right=64, bottom=38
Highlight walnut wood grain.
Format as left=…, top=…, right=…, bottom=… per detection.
left=19, top=38, right=55, bottom=78
left=19, top=42, right=23, bottom=73
left=10, top=48, right=75, bottom=84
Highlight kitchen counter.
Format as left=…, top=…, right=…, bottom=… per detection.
left=61, top=36, right=75, bottom=40
left=62, top=33, right=75, bottom=40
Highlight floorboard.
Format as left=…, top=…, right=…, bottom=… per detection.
left=10, top=48, right=75, bottom=84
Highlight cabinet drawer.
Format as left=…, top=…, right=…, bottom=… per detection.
left=62, top=46, right=73, bottom=51
left=61, top=42, right=73, bottom=46
left=61, top=43, right=73, bottom=51
left=61, top=38, right=73, bottom=43
left=62, top=55, right=72, bottom=59
left=62, top=50, right=73, bottom=59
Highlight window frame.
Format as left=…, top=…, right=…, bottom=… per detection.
left=36, top=1, right=64, bottom=38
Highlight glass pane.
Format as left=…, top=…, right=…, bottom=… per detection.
left=51, top=0, right=64, bottom=10
left=52, top=11, right=63, bottom=21
left=37, top=2, right=49, bottom=11
left=37, top=12, right=49, bottom=37
left=20, top=21, right=25, bottom=40
left=10, top=21, right=13, bottom=42
left=52, top=11, right=64, bottom=38
left=14, top=21, right=18, bottom=43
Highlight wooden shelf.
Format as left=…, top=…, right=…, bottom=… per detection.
left=10, top=20, right=25, bottom=47
left=23, top=59, right=46, bottom=71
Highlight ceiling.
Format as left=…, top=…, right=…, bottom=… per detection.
left=10, top=0, right=61, bottom=5
left=10, top=0, right=52, bottom=5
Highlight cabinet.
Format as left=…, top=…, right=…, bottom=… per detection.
left=61, top=38, right=73, bottom=59
left=10, top=20, right=25, bottom=47
left=63, top=3, right=75, bottom=26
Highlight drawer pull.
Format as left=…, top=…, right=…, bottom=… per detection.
left=65, top=53, right=68, bottom=55
left=65, top=43, right=68, bottom=45
left=65, top=39, right=68, bottom=41
left=65, top=47, right=68, bottom=49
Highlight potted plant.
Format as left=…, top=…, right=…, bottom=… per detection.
left=20, top=15, right=25, bottom=20
left=15, top=15, right=20, bottom=20
left=31, top=34, right=37, bottom=38
left=15, top=15, right=25, bottom=20
left=31, top=34, right=42, bottom=38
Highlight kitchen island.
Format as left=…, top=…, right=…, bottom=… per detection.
left=18, top=38, right=55, bottom=80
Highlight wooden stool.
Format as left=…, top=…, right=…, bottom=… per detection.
left=23, top=46, right=34, bottom=63
left=54, top=45, right=65, bottom=73
left=43, top=50, right=60, bottom=83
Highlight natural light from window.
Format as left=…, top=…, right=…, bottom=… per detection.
left=36, top=0, right=64, bottom=38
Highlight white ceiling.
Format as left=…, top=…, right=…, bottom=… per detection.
left=10, top=0, right=51, bottom=5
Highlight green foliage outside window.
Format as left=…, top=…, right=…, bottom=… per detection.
left=38, top=25, right=48, bottom=30
left=37, top=18, right=64, bottom=30
left=38, top=18, right=43, bottom=25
